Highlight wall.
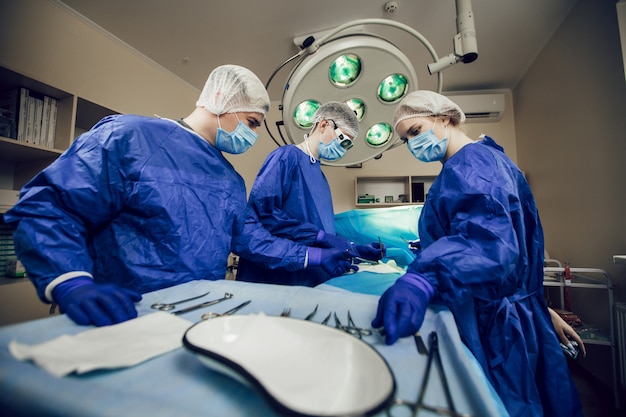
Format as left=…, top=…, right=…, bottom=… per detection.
left=514, top=0, right=626, bottom=389
left=0, top=0, right=198, bottom=120
left=514, top=0, right=626, bottom=302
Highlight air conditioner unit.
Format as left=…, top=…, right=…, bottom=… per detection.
left=445, top=92, right=505, bottom=122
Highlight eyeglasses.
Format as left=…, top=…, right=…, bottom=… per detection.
left=328, top=119, right=354, bottom=150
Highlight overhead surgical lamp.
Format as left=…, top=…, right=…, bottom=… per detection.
left=265, top=0, right=477, bottom=167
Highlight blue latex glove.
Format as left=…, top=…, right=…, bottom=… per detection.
left=308, top=247, right=355, bottom=277
left=355, top=242, right=384, bottom=261
left=315, top=230, right=355, bottom=253
left=52, top=276, right=142, bottom=326
left=371, top=273, right=434, bottom=345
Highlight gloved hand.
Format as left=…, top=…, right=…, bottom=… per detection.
left=371, top=273, right=434, bottom=345
left=355, top=242, right=384, bottom=261
left=52, top=276, right=142, bottom=326
left=308, top=247, right=355, bottom=277
left=315, top=230, right=356, bottom=254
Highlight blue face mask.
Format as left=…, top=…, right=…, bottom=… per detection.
left=318, top=137, right=347, bottom=161
left=215, top=116, right=258, bottom=154
left=406, top=122, right=448, bottom=162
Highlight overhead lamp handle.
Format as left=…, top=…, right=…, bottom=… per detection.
left=429, top=0, right=478, bottom=74
left=454, top=0, right=478, bottom=63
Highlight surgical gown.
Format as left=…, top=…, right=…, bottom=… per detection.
left=234, top=145, right=336, bottom=286
left=4, top=115, right=246, bottom=301
left=409, top=136, right=582, bottom=417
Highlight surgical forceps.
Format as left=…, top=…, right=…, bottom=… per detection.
left=171, top=292, right=233, bottom=315
left=151, top=290, right=211, bottom=311
left=386, top=332, right=471, bottom=417
left=349, top=236, right=387, bottom=266
left=333, top=311, right=373, bottom=339
left=201, top=300, right=251, bottom=320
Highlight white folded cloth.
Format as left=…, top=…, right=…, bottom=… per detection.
left=356, top=260, right=405, bottom=274
left=9, top=312, right=192, bottom=377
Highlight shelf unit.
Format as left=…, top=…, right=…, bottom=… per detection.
left=355, top=175, right=436, bottom=207
left=543, top=266, right=619, bottom=409
left=0, top=65, right=117, bottom=194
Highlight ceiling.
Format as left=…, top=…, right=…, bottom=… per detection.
left=56, top=0, right=579, bottom=98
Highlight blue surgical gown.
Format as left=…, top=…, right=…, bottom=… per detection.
left=408, top=136, right=582, bottom=417
left=234, top=145, right=336, bottom=286
left=4, top=115, right=246, bottom=301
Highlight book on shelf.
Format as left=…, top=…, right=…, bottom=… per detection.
left=46, top=97, right=58, bottom=148
left=0, top=87, right=58, bottom=148
left=0, top=89, right=18, bottom=139
left=41, top=96, right=51, bottom=146
left=32, top=96, right=43, bottom=145
left=17, top=88, right=28, bottom=142
left=25, top=96, right=36, bottom=144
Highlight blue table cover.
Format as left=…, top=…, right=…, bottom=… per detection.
left=0, top=278, right=507, bottom=417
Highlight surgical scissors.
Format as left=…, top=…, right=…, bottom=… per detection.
left=333, top=311, right=373, bottom=339
left=386, top=332, right=471, bottom=417
left=201, top=300, right=251, bottom=320
left=171, top=292, right=233, bottom=315
left=350, top=236, right=386, bottom=266
left=151, top=290, right=211, bottom=311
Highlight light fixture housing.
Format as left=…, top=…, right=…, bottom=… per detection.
left=281, top=34, right=417, bottom=167
left=265, top=5, right=477, bottom=166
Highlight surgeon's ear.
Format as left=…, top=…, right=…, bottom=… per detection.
left=319, top=119, right=333, bottom=134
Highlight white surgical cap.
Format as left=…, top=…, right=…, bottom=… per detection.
left=393, top=90, right=465, bottom=130
left=196, top=64, right=270, bottom=117
left=313, top=101, right=359, bottom=139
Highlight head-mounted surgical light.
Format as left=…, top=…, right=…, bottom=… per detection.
left=329, top=119, right=353, bottom=150
left=264, top=0, right=478, bottom=167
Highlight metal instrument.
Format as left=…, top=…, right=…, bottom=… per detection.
left=201, top=300, right=252, bottom=320
left=304, top=304, right=318, bottom=321
left=349, top=236, right=387, bottom=266
left=151, top=290, right=211, bottom=311
left=386, top=332, right=471, bottom=417
left=171, top=292, right=233, bottom=315
left=333, top=311, right=373, bottom=339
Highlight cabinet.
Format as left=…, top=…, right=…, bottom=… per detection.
left=355, top=175, right=436, bottom=207
left=0, top=65, right=117, bottom=197
left=543, top=265, right=620, bottom=409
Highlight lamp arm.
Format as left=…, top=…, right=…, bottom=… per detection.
left=428, top=0, right=478, bottom=74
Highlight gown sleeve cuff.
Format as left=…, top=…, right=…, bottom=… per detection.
left=44, top=271, right=94, bottom=303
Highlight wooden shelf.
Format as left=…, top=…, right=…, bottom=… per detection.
left=0, top=136, right=63, bottom=163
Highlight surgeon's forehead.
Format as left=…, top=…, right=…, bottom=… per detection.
left=396, top=117, right=425, bottom=133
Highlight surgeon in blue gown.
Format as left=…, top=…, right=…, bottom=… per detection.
left=234, top=102, right=383, bottom=286
left=4, top=65, right=270, bottom=327
left=372, top=91, right=582, bottom=417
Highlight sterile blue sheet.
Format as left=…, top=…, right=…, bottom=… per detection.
left=334, top=205, right=422, bottom=267
left=0, top=279, right=508, bottom=417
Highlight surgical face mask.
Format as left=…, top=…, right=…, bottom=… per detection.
left=215, top=114, right=258, bottom=154
left=406, top=121, right=448, bottom=162
left=318, top=133, right=348, bottom=161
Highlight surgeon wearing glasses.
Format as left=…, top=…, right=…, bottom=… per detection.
left=234, top=101, right=383, bottom=286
